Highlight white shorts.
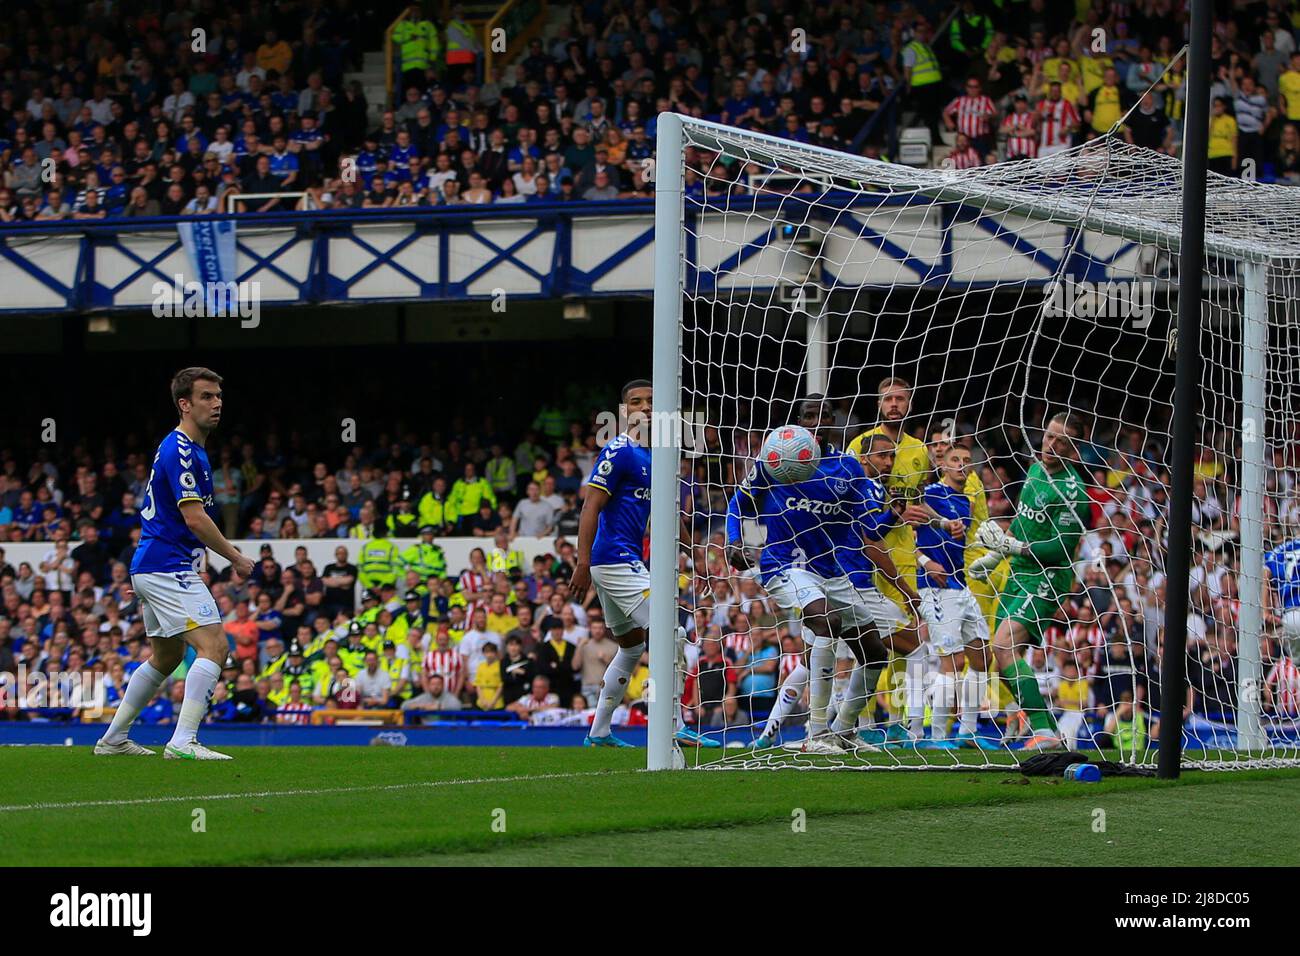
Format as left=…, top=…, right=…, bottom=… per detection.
left=765, top=568, right=828, bottom=613
left=131, top=570, right=221, bottom=638
left=920, top=587, right=987, bottom=656
left=823, top=575, right=908, bottom=635
left=1282, top=608, right=1300, bottom=657
left=590, top=561, right=650, bottom=637
left=1283, top=607, right=1300, bottom=640
left=764, top=569, right=833, bottom=647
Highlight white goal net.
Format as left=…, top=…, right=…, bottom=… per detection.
left=652, top=113, right=1300, bottom=771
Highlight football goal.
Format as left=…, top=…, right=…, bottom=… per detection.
left=646, top=110, right=1300, bottom=773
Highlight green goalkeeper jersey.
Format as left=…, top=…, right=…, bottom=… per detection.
left=1007, top=459, right=1091, bottom=577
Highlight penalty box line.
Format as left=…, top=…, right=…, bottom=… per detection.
left=0, top=768, right=633, bottom=814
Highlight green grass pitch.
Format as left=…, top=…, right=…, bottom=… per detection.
left=2, top=747, right=1297, bottom=866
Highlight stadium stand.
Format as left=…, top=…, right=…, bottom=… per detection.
left=6, top=0, right=1300, bottom=224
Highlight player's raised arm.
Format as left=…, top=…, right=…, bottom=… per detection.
left=724, top=468, right=761, bottom=570
left=865, top=539, right=921, bottom=610
left=180, top=500, right=254, bottom=581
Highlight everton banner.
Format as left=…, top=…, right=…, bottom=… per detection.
left=176, top=218, right=239, bottom=316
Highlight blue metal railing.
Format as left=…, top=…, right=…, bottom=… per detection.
left=0, top=188, right=1143, bottom=314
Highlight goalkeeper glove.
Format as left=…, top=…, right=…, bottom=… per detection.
left=967, top=551, right=1005, bottom=581
left=974, top=521, right=1029, bottom=557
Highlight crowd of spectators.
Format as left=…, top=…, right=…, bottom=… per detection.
left=0, top=392, right=654, bottom=727
left=2, top=382, right=1298, bottom=740
left=898, top=0, right=1300, bottom=181
left=7, top=0, right=1300, bottom=226
left=1, top=0, right=1298, bottom=744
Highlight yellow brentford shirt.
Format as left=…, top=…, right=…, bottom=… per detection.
left=1281, top=70, right=1300, bottom=121
left=963, top=469, right=988, bottom=565
left=474, top=660, right=503, bottom=709
left=485, top=610, right=519, bottom=636
left=1090, top=85, right=1123, bottom=133
left=1194, top=457, right=1224, bottom=481
left=1038, top=76, right=1083, bottom=108
left=626, top=663, right=650, bottom=702
left=1054, top=677, right=1090, bottom=712
left=846, top=427, right=928, bottom=578
left=1165, top=72, right=1185, bottom=121
left=1208, top=114, right=1237, bottom=160
left=1042, top=56, right=1080, bottom=86
left=963, top=464, right=1004, bottom=629
left=1078, top=54, right=1113, bottom=96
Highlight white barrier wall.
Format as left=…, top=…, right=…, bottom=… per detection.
left=1, top=535, right=563, bottom=589
left=0, top=204, right=1145, bottom=314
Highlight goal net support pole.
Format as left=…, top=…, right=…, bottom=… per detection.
left=1157, top=0, right=1212, bottom=780
left=805, top=295, right=830, bottom=397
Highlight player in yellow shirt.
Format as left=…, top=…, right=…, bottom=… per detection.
left=846, top=377, right=929, bottom=618
left=846, top=377, right=931, bottom=744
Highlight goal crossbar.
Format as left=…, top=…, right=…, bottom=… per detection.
left=670, top=114, right=1300, bottom=264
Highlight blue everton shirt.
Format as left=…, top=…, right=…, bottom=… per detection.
left=1265, top=539, right=1300, bottom=609
left=129, top=429, right=217, bottom=574
left=727, top=447, right=886, bottom=588
left=916, top=482, right=972, bottom=590
left=587, top=435, right=651, bottom=567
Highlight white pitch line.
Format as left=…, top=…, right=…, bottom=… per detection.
left=0, top=769, right=634, bottom=813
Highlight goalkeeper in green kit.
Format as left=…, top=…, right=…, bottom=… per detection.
left=969, top=412, right=1092, bottom=751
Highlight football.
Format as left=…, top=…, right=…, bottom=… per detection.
left=760, top=424, right=820, bottom=483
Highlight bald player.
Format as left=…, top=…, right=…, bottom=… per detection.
left=846, top=378, right=931, bottom=746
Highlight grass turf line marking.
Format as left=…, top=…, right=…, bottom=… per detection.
left=0, top=768, right=631, bottom=814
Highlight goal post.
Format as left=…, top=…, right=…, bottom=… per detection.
left=650, top=110, right=1300, bottom=772
left=1236, top=259, right=1268, bottom=754
left=648, top=110, right=684, bottom=772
